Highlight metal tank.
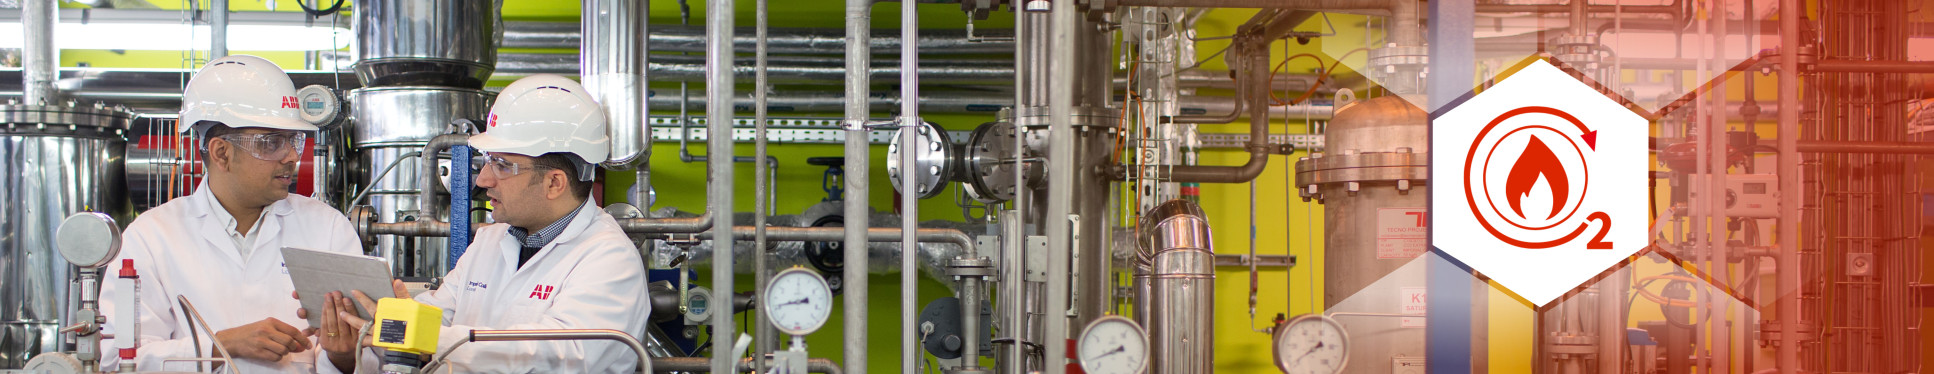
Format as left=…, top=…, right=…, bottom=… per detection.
left=580, top=0, right=649, bottom=168
left=1133, top=200, right=1215, bottom=374
left=352, top=0, right=501, bottom=89
left=0, top=102, right=132, bottom=368
left=1294, top=95, right=1429, bottom=373
left=346, top=87, right=493, bottom=277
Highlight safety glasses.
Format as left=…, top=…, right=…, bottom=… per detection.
left=216, top=132, right=307, bottom=161
left=477, top=154, right=533, bottom=177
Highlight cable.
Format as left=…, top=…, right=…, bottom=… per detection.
left=1269, top=48, right=1369, bottom=106
left=297, top=0, right=345, bottom=16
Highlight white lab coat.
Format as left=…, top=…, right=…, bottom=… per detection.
left=322, top=201, right=649, bottom=373
left=98, top=183, right=364, bottom=372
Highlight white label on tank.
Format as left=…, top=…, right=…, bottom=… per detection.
left=1401, top=286, right=1427, bottom=328
left=1377, top=208, right=1428, bottom=259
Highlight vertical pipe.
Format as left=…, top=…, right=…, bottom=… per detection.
left=1425, top=1, right=1475, bottom=374
left=211, top=0, right=229, bottom=59
left=582, top=0, right=651, bottom=168
left=22, top=0, right=57, bottom=106
left=1776, top=0, right=1801, bottom=372
left=899, top=0, right=921, bottom=372
left=705, top=0, right=736, bottom=371
left=753, top=0, right=775, bottom=365
left=842, top=0, right=872, bottom=372
left=1707, top=2, right=1731, bottom=372
left=1008, top=4, right=1036, bottom=373
left=1043, top=0, right=1076, bottom=373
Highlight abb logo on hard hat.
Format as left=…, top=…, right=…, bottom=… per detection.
left=280, top=96, right=298, bottom=109
left=1430, top=58, right=1650, bottom=307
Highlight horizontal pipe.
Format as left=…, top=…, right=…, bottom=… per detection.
left=472, top=53, right=1307, bottom=90
left=1473, top=3, right=1680, bottom=14
left=506, top=21, right=1011, bottom=56
left=1795, top=140, right=1934, bottom=154
left=469, top=329, right=649, bottom=373
left=1115, top=0, right=1392, bottom=13
left=617, top=213, right=716, bottom=234
left=1809, top=59, right=1934, bottom=74
left=675, top=226, right=975, bottom=249
left=651, top=357, right=842, bottom=373
left=642, top=88, right=1332, bottom=118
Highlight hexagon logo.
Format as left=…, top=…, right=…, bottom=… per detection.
left=1430, top=57, right=1651, bottom=307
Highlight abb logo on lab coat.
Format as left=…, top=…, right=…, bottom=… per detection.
left=1430, top=58, right=1650, bottom=307
left=529, top=285, right=556, bottom=300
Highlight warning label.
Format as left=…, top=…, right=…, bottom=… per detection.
left=1377, top=208, right=1428, bottom=259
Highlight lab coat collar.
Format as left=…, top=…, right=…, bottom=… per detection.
left=499, top=200, right=602, bottom=272
left=187, top=180, right=298, bottom=266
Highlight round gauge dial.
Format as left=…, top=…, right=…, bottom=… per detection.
left=1077, top=315, right=1148, bottom=374
left=1273, top=314, right=1349, bottom=374
left=763, top=267, right=834, bottom=335
left=56, top=212, right=121, bottom=269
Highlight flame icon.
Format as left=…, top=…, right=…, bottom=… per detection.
left=1506, top=136, right=1569, bottom=221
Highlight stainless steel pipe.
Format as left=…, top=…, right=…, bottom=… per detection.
left=503, top=21, right=1012, bottom=56
left=469, top=330, right=650, bottom=373
left=704, top=0, right=737, bottom=371
left=840, top=0, right=872, bottom=372
left=22, top=0, right=57, bottom=106
left=416, top=134, right=469, bottom=219
left=581, top=0, right=650, bottom=168
left=650, top=357, right=842, bottom=373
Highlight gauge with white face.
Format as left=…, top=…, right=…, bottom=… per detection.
left=1077, top=316, right=1148, bottom=374
left=1274, top=314, right=1349, bottom=374
left=764, top=267, right=833, bottom=335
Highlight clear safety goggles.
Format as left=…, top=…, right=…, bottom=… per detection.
left=217, top=132, right=306, bottom=161
left=477, top=154, right=533, bottom=177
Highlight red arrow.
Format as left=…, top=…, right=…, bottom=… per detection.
left=1581, top=130, right=1598, bottom=150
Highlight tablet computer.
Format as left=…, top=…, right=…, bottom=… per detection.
left=283, top=247, right=397, bottom=328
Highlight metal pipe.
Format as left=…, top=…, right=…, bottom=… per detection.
left=581, top=0, right=651, bottom=168
left=1115, top=0, right=1391, bottom=12
left=417, top=134, right=470, bottom=219
left=1708, top=4, right=1730, bottom=373
left=899, top=0, right=920, bottom=371
left=1775, top=0, right=1800, bottom=372
left=503, top=21, right=1012, bottom=55
left=1569, top=0, right=1589, bottom=37
left=753, top=0, right=775, bottom=365
left=1808, top=59, right=1934, bottom=73
left=684, top=226, right=975, bottom=261
left=840, top=0, right=872, bottom=372
left=476, top=52, right=1298, bottom=91
left=211, top=0, right=228, bottom=59
left=22, top=0, right=57, bottom=106
left=1042, top=1, right=1075, bottom=373
left=650, top=357, right=843, bottom=373
left=1112, top=39, right=1277, bottom=183
left=1473, top=3, right=1681, bottom=14
left=469, top=329, right=650, bottom=373
left=1393, top=0, right=1423, bottom=47
left=705, top=0, right=737, bottom=371
left=617, top=214, right=715, bottom=234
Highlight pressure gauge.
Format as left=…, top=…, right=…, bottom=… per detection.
left=764, top=267, right=833, bottom=335
left=1273, top=314, right=1349, bottom=374
left=56, top=212, right=121, bottom=269
left=1077, top=315, right=1148, bottom=374
left=295, top=85, right=342, bottom=126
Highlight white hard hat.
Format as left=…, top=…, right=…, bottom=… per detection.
left=179, top=55, right=314, bottom=133
left=473, top=75, right=611, bottom=165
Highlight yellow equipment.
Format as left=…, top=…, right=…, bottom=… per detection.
left=372, top=298, right=442, bottom=373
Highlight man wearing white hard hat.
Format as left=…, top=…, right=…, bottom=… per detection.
left=97, top=55, right=363, bottom=372
left=314, top=74, right=649, bottom=373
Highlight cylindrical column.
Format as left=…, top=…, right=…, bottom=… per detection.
left=22, top=0, right=58, bottom=106
left=581, top=0, right=650, bottom=168
left=705, top=0, right=736, bottom=372
left=1134, top=200, right=1216, bottom=373
left=898, top=0, right=921, bottom=371
left=753, top=0, right=776, bottom=365
left=1042, top=0, right=1077, bottom=372
left=211, top=0, right=229, bottom=58
left=1775, top=0, right=1800, bottom=372
left=841, top=0, right=872, bottom=372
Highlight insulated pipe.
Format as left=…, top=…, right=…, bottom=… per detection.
left=476, top=52, right=1307, bottom=90
left=1109, top=39, right=1276, bottom=183
left=1776, top=0, right=1799, bottom=372
left=840, top=0, right=871, bottom=372
left=898, top=0, right=920, bottom=371
left=617, top=214, right=715, bottom=234
left=705, top=0, right=737, bottom=372
left=1808, top=59, right=1934, bottom=73
left=417, top=134, right=471, bottom=218
left=22, top=0, right=57, bottom=106
left=581, top=0, right=651, bottom=168
left=1043, top=0, right=1076, bottom=372
left=449, top=143, right=473, bottom=270
left=683, top=226, right=975, bottom=251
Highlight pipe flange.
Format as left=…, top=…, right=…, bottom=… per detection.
left=348, top=205, right=378, bottom=249
left=0, top=102, right=134, bottom=137
left=887, top=120, right=956, bottom=200
left=1293, top=150, right=1428, bottom=186
left=946, top=257, right=996, bottom=278
left=963, top=121, right=1042, bottom=203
